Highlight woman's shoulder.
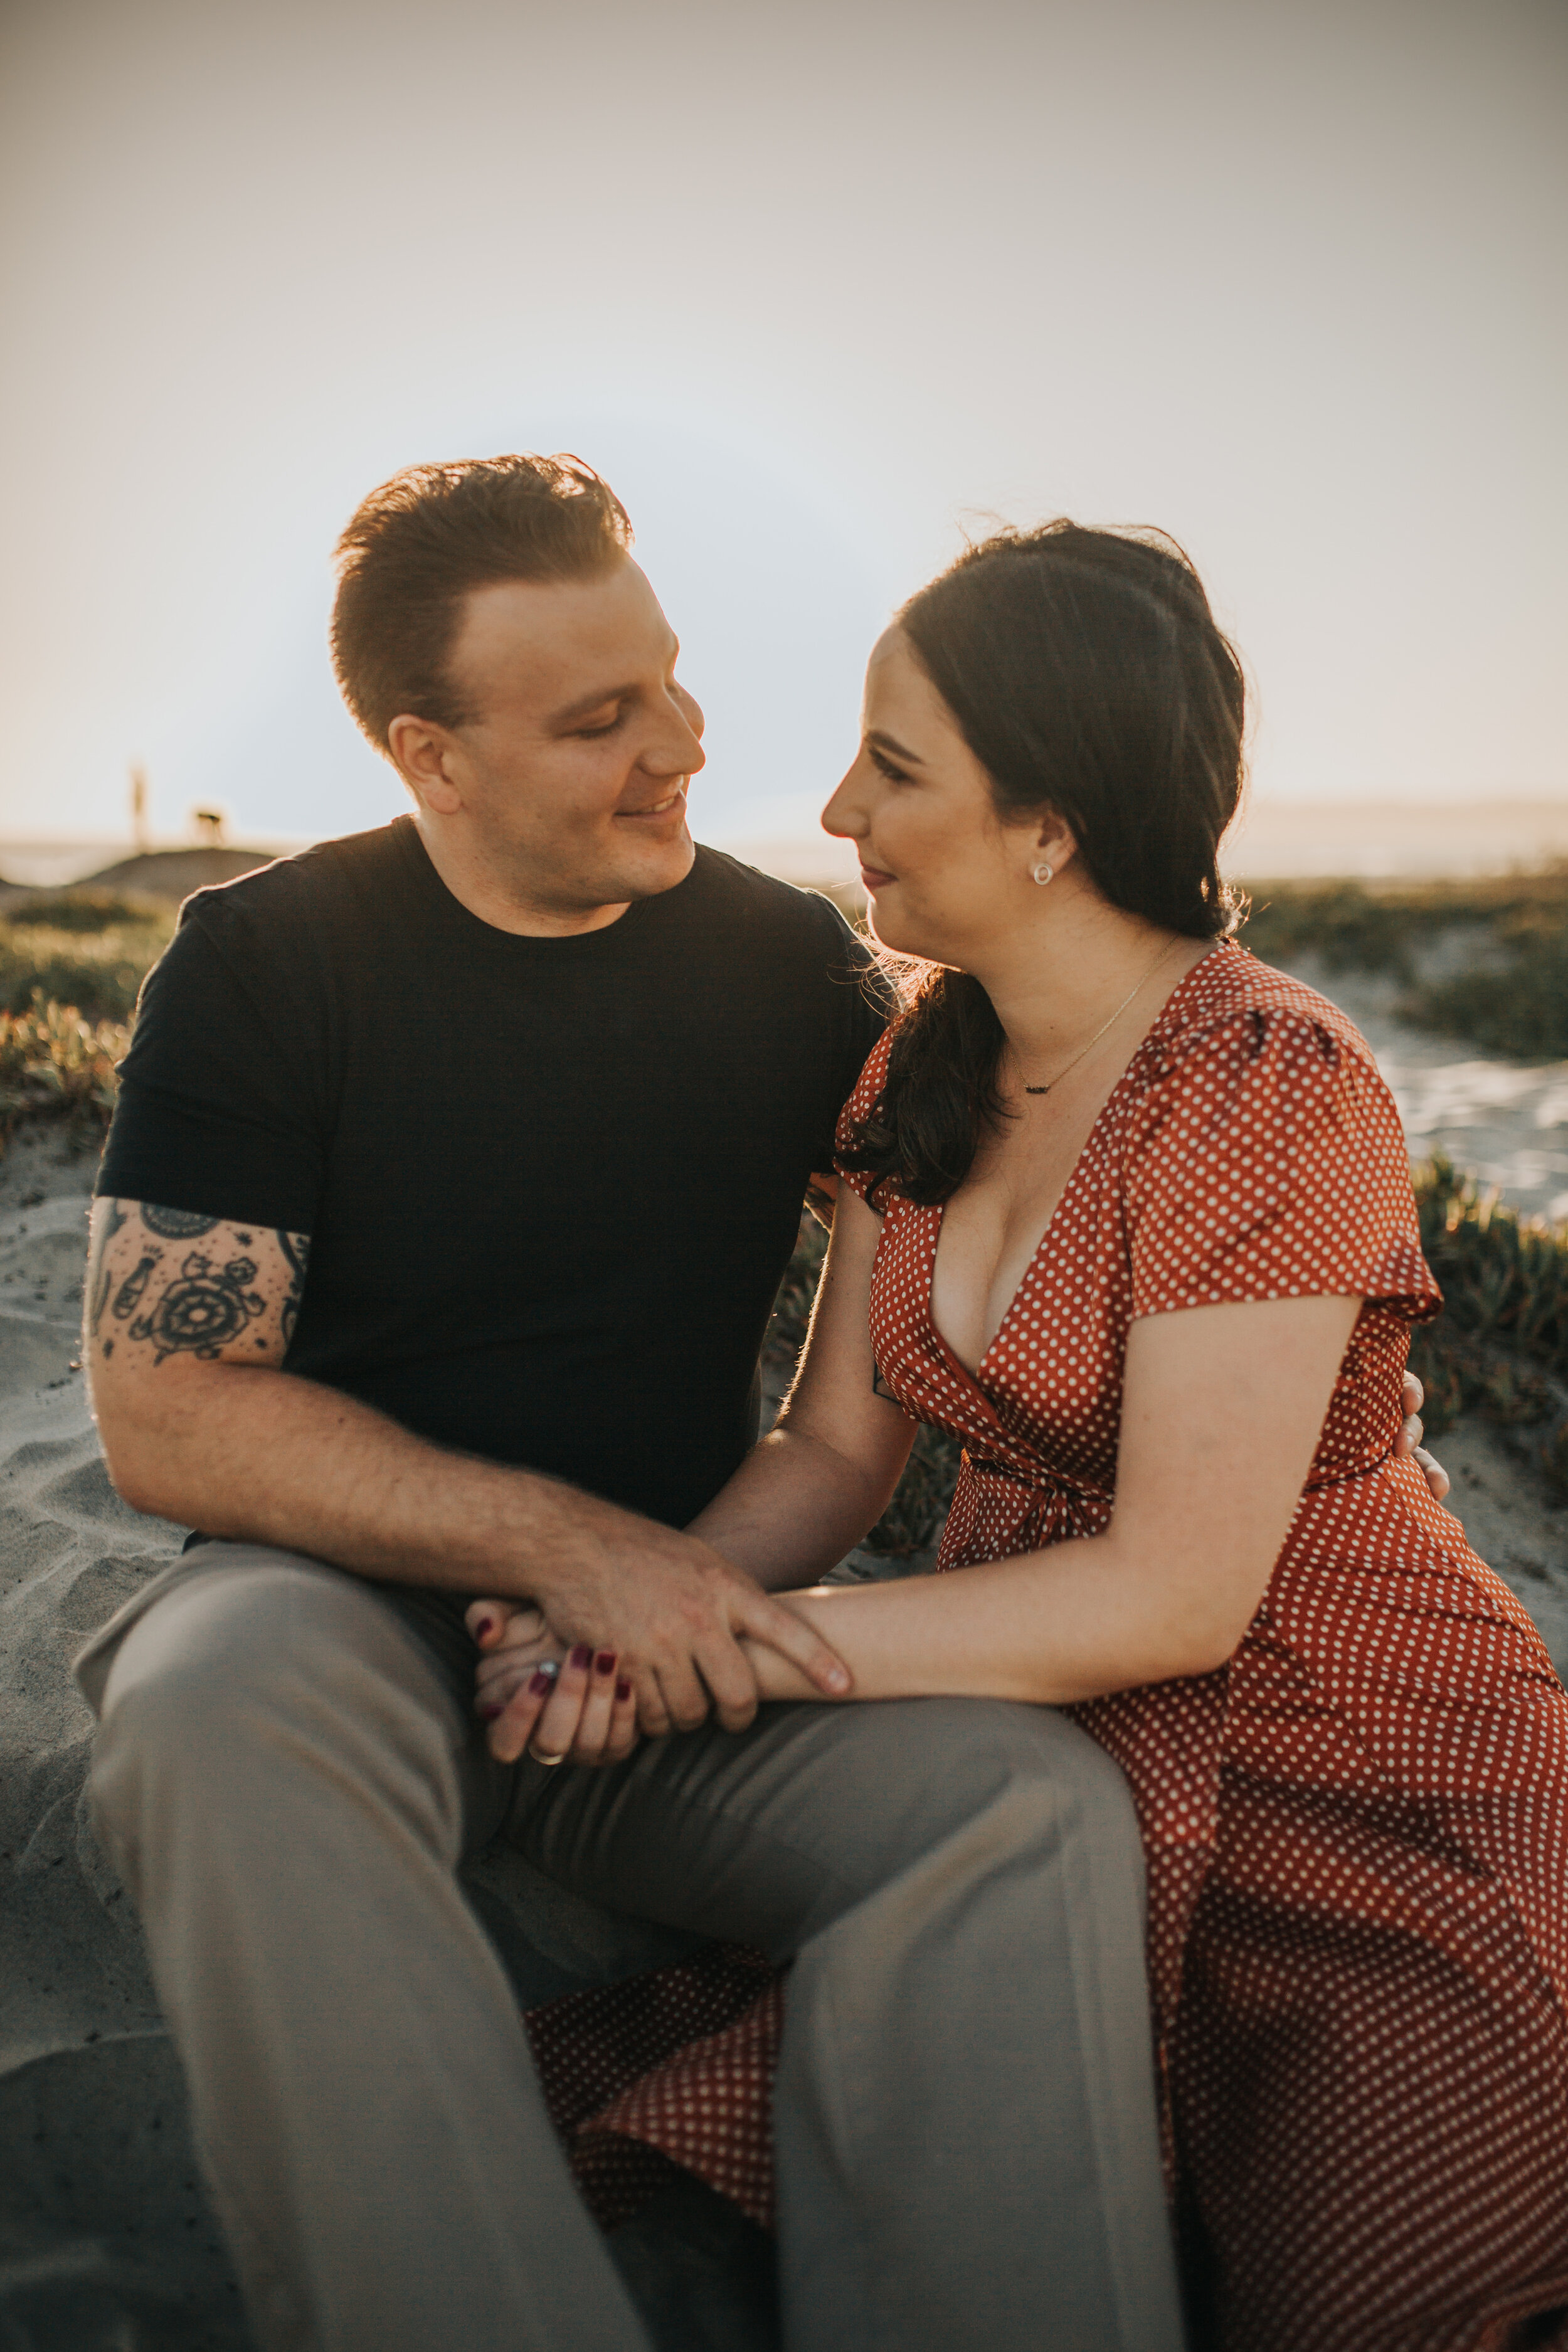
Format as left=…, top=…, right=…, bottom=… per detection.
left=843, top=1022, right=896, bottom=1109
left=1148, top=939, right=1379, bottom=1080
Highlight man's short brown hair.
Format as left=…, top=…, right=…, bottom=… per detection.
left=331, top=454, right=633, bottom=750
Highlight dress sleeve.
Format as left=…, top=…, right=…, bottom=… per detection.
left=833, top=1029, right=897, bottom=1205
left=1125, top=1006, right=1440, bottom=1323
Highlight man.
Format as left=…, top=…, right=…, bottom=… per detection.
left=71, top=453, right=1347, bottom=2352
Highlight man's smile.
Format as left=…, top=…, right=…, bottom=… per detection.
left=617, top=787, right=687, bottom=824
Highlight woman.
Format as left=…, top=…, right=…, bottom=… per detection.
left=476, top=523, right=1568, bottom=2349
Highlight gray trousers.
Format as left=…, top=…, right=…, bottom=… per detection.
left=77, top=1543, right=1184, bottom=2352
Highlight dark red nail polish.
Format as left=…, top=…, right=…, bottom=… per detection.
left=569, top=1643, right=593, bottom=1670
left=528, top=1668, right=556, bottom=1697
left=615, top=1677, right=632, bottom=1702
left=479, top=1700, right=502, bottom=1720
left=473, top=1614, right=494, bottom=1640
left=595, top=1649, right=616, bottom=1675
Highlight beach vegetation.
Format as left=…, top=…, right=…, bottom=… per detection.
left=0, top=889, right=172, bottom=1025
left=1239, top=868, right=1568, bottom=1061
left=1411, top=1156, right=1568, bottom=1493
left=0, top=993, right=130, bottom=1148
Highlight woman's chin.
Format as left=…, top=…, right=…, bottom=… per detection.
left=866, top=901, right=935, bottom=961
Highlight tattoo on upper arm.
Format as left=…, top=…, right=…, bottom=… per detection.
left=85, top=1202, right=312, bottom=1369
left=111, top=1253, right=161, bottom=1323
left=277, top=1229, right=309, bottom=1350
left=139, top=1205, right=220, bottom=1241
left=126, top=1250, right=267, bottom=1362
left=87, top=1199, right=129, bottom=1332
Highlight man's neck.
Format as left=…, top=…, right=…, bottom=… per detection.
left=413, top=814, right=630, bottom=940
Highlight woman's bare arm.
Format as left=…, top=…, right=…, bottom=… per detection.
left=686, top=1184, right=918, bottom=1587
left=738, top=1289, right=1362, bottom=1704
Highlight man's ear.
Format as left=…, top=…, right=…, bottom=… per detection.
left=386, top=714, right=464, bottom=816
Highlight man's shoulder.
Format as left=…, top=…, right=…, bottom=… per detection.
left=178, top=820, right=415, bottom=945
left=684, top=843, right=857, bottom=948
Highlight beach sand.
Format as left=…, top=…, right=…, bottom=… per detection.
left=1, top=1003, right=1564, bottom=2346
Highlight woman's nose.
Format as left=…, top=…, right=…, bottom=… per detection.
left=820, top=772, right=864, bottom=840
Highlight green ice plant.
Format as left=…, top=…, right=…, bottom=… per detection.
left=1241, top=869, right=1568, bottom=1061
left=0, top=993, right=129, bottom=1147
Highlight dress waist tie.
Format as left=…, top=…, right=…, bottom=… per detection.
left=957, top=1452, right=1111, bottom=1554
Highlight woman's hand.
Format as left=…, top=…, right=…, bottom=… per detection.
left=1396, top=1372, right=1451, bottom=1502
left=466, top=1602, right=638, bottom=1767
left=468, top=1597, right=559, bottom=1671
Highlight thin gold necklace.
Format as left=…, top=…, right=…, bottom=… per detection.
left=1019, top=936, right=1186, bottom=1096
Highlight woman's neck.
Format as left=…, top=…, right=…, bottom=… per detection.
left=967, top=891, right=1209, bottom=1083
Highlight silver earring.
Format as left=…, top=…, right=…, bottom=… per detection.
left=1032, top=862, right=1054, bottom=886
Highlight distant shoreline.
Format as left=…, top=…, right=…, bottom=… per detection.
left=711, top=799, right=1568, bottom=890
left=5, top=795, right=1568, bottom=896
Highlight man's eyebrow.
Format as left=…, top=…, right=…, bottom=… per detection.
left=551, top=679, right=638, bottom=726
left=549, top=638, right=681, bottom=729
left=866, top=728, right=924, bottom=765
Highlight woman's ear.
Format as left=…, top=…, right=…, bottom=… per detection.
left=1030, top=812, right=1079, bottom=881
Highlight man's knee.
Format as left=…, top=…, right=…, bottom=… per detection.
left=92, top=1554, right=465, bottom=1852
left=808, top=1697, right=1142, bottom=1878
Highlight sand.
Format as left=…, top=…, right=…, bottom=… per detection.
left=1, top=1000, right=1564, bottom=2346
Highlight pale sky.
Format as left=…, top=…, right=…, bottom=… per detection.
left=3, top=0, right=1564, bottom=859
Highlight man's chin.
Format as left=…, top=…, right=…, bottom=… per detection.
left=609, top=820, right=695, bottom=903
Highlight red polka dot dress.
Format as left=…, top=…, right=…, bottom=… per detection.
left=832, top=941, right=1568, bottom=2350
left=525, top=941, right=1568, bottom=2348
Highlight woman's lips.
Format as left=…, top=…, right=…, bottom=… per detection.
left=859, top=864, right=896, bottom=891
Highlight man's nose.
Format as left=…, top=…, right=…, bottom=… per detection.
left=647, top=694, right=706, bottom=777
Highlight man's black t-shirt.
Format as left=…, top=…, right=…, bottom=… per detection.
left=98, top=820, right=886, bottom=1528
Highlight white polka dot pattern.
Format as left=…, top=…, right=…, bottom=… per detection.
left=524, top=1943, right=781, bottom=2228
left=832, top=941, right=1568, bottom=2349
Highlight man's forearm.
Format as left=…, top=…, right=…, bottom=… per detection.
left=96, top=1356, right=654, bottom=1597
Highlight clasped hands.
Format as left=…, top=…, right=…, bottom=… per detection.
left=465, top=1527, right=849, bottom=1769
left=467, top=1372, right=1449, bottom=1768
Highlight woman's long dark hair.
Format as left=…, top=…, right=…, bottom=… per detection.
left=839, top=521, right=1247, bottom=1209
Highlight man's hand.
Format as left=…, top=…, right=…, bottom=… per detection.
left=491, top=1522, right=851, bottom=1745
left=1396, top=1372, right=1451, bottom=1502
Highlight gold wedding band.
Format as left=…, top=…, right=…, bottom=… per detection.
left=527, top=1744, right=568, bottom=1768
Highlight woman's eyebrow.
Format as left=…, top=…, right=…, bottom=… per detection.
left=866, top=728, right=924, bottom=765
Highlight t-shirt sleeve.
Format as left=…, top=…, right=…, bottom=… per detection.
left=96, top=906, right=326, bottom=1234
left=833, top=1028, right=897, bottom=1204
left=1125, top=1006, right=1439, bottom=1323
